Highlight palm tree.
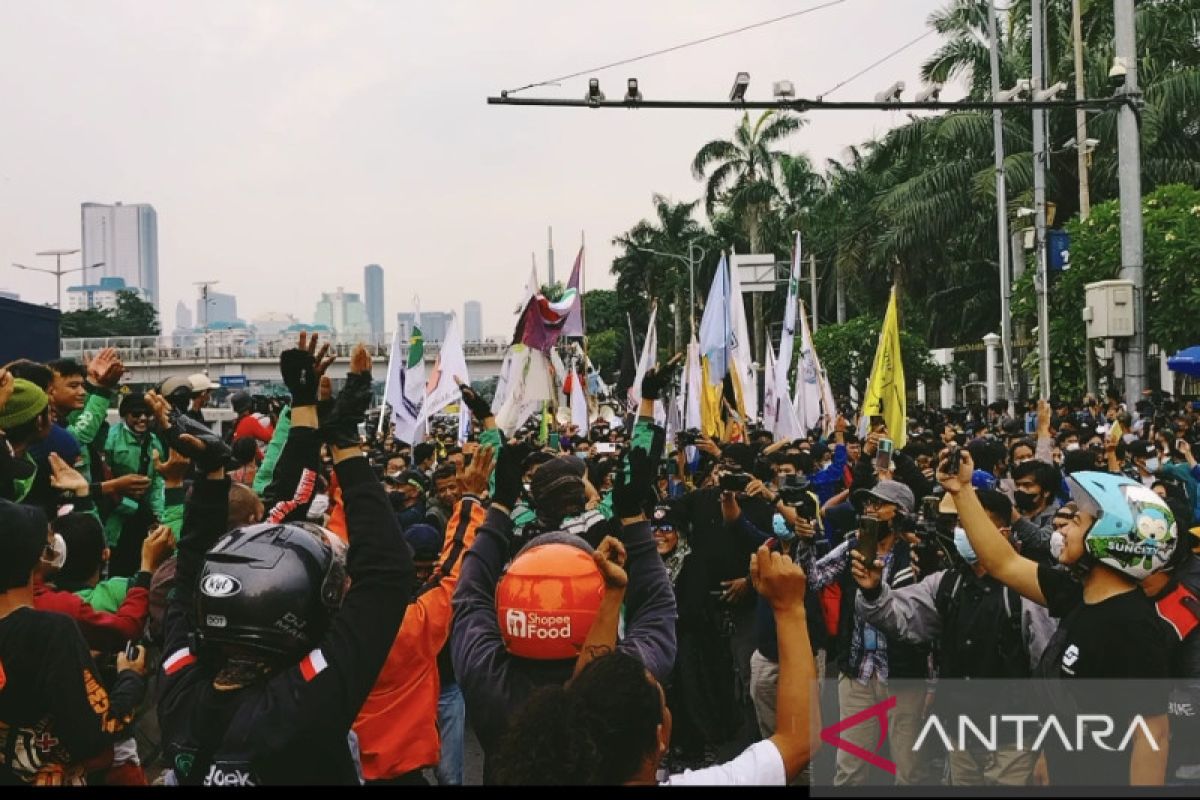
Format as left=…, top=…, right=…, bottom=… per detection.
left=691, top=110, right=805, bottom=253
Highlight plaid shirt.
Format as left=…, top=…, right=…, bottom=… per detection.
left=804, top=539, right=907, bottom=685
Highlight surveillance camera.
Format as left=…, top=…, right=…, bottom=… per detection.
left=915, top=82, right=943, bottom=103
left=874, top=81, right=905, bottom=104
left=1108, top=58, right=1128, bottom=88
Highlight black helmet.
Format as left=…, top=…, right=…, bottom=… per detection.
left=196, top=522, right=347, bottom=660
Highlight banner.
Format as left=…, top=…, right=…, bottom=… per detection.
left=860, top=286, right=907, bottom=449
left=416, top=315, right=469, bottom=431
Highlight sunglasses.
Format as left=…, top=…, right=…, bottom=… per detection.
left=127, top=411, right=152, bottom=419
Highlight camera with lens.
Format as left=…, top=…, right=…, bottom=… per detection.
left=777, top=474, right=811, bottom=505
left=676, top=428, right=702, bottom=447
left=719, top=472, right=752, bottom=493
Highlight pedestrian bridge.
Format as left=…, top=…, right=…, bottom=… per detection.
left=59, top=333, right=509, bottom=388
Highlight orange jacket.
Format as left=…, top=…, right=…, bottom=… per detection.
left=353, top=496, right=484, bottom=780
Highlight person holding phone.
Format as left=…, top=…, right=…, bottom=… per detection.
left=800, top=479, right=930, bottom=786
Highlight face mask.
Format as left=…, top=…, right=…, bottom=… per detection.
left=1013, top=458, right=1031, bottom=467
left=1065, top=442, right=1080, bottom=452
left=773, top=513, right=795, bottom=541
left=1013, top=490, right=1041, bottom=513
left=42, top=533, right=67, bottom=570
left=952, top=527, right=977, bottom=564
left=1146, top=458, right=1160, bottom=472
left=1050, top=530, right=1066, bottom=562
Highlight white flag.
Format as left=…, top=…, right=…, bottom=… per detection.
left=391, top=305, right=427, bottom=444
left=684, top=338, right=702, bottom=431
left=727, top=254, right=758, bottom=421
left=380, top=328, right=402, bottom=437
left=416, top=315, right=469, bottom=430
left=495, top=345, right=555, bottom=435
left=629, top=305, right=666, bottom=424
left=776, top=231, right=803, bottom=393
left=793, top=300, right=824, bottom=435
left=764, top=341, right=803, bottom=441
left=569, top=369, right=589, bottom=433
left=698, top=255, right=730, bottom=386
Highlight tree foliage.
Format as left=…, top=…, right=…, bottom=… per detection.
left=60, top=290, right=161, bottom=338
left=1012, top=183, right=1200, bottom=396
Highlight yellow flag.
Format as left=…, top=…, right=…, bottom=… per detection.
left=861, top=287, right=907, bottom=450
left=700, top=357, right=725, bottom=441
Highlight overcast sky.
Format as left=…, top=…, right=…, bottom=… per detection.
left=1, top=0, right=961, bottom=337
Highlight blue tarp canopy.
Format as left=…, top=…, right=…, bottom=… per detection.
left=1167, top=346, right=1200, bottom=377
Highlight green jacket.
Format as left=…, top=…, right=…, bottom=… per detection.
left=63, top=388, right=113, bottom=482
left=253, top=407, right=292, bottom=497
left=76, top=576, right=130, bottom=614
left=102, top=424, right=165, bottom=546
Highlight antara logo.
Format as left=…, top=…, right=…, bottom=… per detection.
left=913, top=714, right=1162, bottom=753
left=819, top=696, right=898, bottom=775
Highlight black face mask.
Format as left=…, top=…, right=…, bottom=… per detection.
left=1013, top=490, right=1041, bottom=513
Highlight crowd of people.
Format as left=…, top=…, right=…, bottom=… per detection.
left=0, top=333, right=1198, bottom=787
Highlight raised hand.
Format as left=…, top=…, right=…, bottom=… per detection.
left=458, top=380, right=493, bottom=423
left=140, top=525, right=176, bottom=573
left=0, top=368, right=14, bottom=413
left=87, top=348, right=125, bottom=389
left=748, top=544, right=808, bottom=613
left=144, top=390, right=173, bottom=431
left=47, top=452, right=89, bottom=495
left=317, top=367, right=373, bottom=449
left=152, top=447, right=191, bottom=487
left=593, top=536, right=628, bottom=589
left=849, top=549, right=884, bottom=591
left=936, top=447, right=975, bottom=495
left=491, top=441, right=532, bottom=511
left=641, top=354, right=683, bottom=401
left=280, top=331, right=333, bottom=407
left=349, top=342, right=371, bottom=375
left=458, top=445, right=495, bottom=496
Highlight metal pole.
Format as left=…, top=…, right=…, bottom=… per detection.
left=835, top=259, right=846, bottom=323
left=1072, top=0, right=1091, bottom=219
left=688, top=245, right=697, bottom=342
left=1032, top=0, right=1052, bottom=399
left=55, top=254, right=63, bottom=312
left=988, top=0, right=1015, bottom=402
left=809, top=252, right=819, bottom=333
left=1114, top=0, right=1145, bottom=401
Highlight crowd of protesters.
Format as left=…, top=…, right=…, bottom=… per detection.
left=1, top=334, right=1198, bottom=787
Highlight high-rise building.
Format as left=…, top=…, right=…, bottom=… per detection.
left=175, top=300, right=193, bottom=331
left=251, top=312, right=299, bottom=336
left=197, top=290, right=239, bottom=327
left=65, top=276, right=146, bottom=312
left=81, top=202, right=159, bottom=309
left=314, top=288, right=371, bottom=337
left=363, top=264, right=384, bottom=336
left=464, top=301, right=483, bottom=341
left=396, top=311, right=452, bottom=344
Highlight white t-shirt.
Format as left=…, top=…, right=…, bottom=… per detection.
left=661, top=740, right=787, bottom=786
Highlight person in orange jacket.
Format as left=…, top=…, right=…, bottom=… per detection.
left=353, top=445, right=494, bottom=785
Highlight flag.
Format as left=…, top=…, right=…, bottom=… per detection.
left=495, top=345, right=555, bottom=435
left=860, top=287, right=907, bottom=449
left=513, top=290, right=578, bottom=352
left=389, top=306, right=427, bottom=444
left=819, top=366, right=838, bottom=436
left=628, top=305, right=666, bottom=425
left=726, top=253, right=757, bottom=422
left=562, top=245, right=585, bottom=337
left=793, top=300, right=823, bottom=434
left=516, top=262, right=539, bottom=313
left=416, top=315, right=469, bottom=431
left=380, top=328, right=402, bottom=437
left=684, top=338, right=702, bottom=431
left=776, top=231, right=803, bottom=391
left=698, top=254, right=731, bottom=386
left=764, top=341, right=803, bottom=442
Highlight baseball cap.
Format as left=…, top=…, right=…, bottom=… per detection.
left=189, top=373, right=220, bottom=392
left=851, top=479, right=916, bottom=514
left=160, top=376, right=193, bottom=401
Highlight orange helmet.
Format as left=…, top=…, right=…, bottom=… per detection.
left=496, top=538, right=606, bottom=660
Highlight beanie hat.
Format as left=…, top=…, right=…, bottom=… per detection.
left=119, top=392, right=150, bottom=417
left=530, top=456, right=586, bottom=501
left=0, top=379, right=49, bottom=429
left=403, top=523, right=444, bottom=561
left=497, top=533, right=604, bottom=661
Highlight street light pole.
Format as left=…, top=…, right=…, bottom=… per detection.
left=632, top=242, right=706, bottom=347
left=11, top=248, right=90, bottom=310
left=1031, top=0, right=1053, bottom=399
left=1113, top=0, right=1146, bottom=402
left=988, top=0, right=1016, bottom=403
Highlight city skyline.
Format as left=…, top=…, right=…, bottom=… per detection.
left=3, top=2, right=956, bottom=335
left=81, top=201, right=159, bottom=309
left=364, top=263, right=384, bottom=336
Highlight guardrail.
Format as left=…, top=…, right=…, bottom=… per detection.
left=59, top=334, right=510, bottom=362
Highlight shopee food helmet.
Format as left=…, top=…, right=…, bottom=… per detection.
left=1066, top=471, right=1178, bottom=581
left=196, top=522, right=347, bottom=659
left=495, top=533, right=606, bottom=660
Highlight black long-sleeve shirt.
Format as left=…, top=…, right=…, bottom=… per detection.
left=0, top=609, right=144, bottom=786
left=156, top=454, right=413, bottom=786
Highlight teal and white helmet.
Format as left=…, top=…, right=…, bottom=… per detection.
left=1066, top=471, right=1178, bottom=581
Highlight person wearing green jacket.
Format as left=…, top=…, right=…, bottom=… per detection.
left=47, top=349, right=124, bottom=484
left=103, top=393, right=165, bottom=578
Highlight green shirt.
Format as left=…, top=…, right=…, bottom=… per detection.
left=76, top=576, right=130, bottom=614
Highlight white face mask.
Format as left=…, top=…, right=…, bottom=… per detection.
left=1065, top=442, right=1080, bottom=452
left=952, top=526, right=977, bottom=564
left=42, top=533, right=67, bottom=571
left=1145, top=457, right=1160, bottom=472
left=1050, top=530, right=1066, bottom=562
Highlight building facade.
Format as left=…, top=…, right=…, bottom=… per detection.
left=364, top=264, right=384, bottom=336
left=81, top=202, right=160, bottom=309
left=315, top=288, right=371, bottom=337
left=197, top=290, right=240, bottom=327
left=64, top=276, right=145, bottom=312
left=464, top=300, right=482, bottom=341
left=396, top=310, right=451, bottom=343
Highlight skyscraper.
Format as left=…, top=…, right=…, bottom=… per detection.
left=464, top=300, right=483, bottom=341
left=175, top=300, right=193, bottom=331
left=364, top=264, right=384, bottom=336
left=197, top=290, right=239, bottom=326
left=396, top=311, right=451, bottom=344
left=314, top=288, right=371, bottom=337
left=81, top=202, right=159, bottom=309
